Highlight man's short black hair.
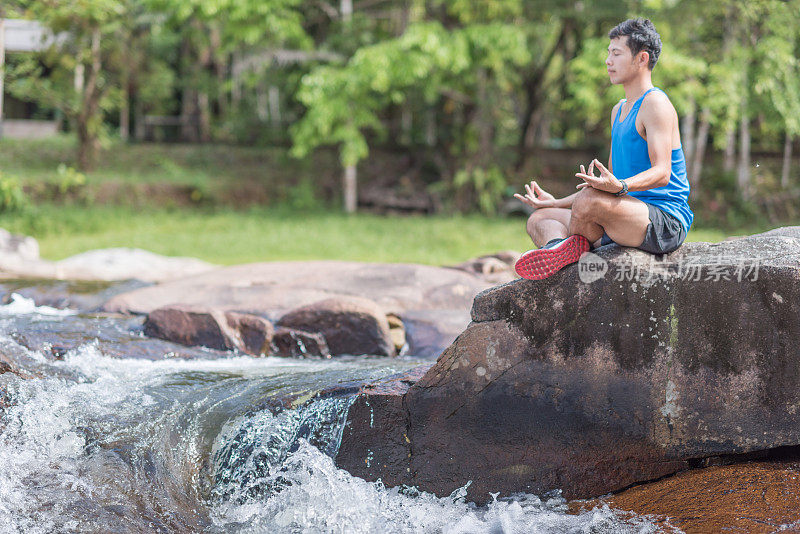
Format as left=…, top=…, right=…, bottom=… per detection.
left=608, top=18, right=662, bottom=70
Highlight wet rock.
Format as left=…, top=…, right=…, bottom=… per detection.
left=336, top=366, right=431, bottom=488
left=144, top=305, right=238, bottom=351
left=593, top=459, right=800, bottom=533
left=1, top=279, right=150, bottom=313
left=277, top=297, right=395, bottom=357
left=224, top=311, right=274, bottom=356
left=271, top=328, right=330, bottom=358
left=144, top=306, right=274, bottom=355
left=336, top=227, right=800, bottom=503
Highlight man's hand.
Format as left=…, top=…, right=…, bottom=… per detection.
left=575, top=159, right=623, bottom=193
left=514, top=180, right=557, bottom=209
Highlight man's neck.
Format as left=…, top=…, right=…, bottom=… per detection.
left=623, top=75, right=654, bottom=102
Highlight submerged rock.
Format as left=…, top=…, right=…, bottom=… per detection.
left=336, top=227, right=800, bottom=503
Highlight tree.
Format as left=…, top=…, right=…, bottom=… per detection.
left=9, top=0, right=127, bottom=170
left=290, top=20, right=530, bottom=213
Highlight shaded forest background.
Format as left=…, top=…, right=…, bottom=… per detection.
left=3, top=0, right=800, bottom=229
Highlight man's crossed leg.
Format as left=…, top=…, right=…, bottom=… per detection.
left=515, top=185, right=651, bottom=280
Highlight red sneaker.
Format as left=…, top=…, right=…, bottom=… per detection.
left=515, top=235, right=592, bottom=280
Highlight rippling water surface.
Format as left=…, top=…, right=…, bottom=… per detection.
left=0, top=292, right=660, bottom=533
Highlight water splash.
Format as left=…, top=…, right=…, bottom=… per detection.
left=0, top=293, right=75, bottom=317
left=210, top=440, right=659, bottom=534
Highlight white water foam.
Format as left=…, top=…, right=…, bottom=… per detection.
left=0, top=293, right=75, bottom=317
left=0, top=309, right=666, bottom=533
left=210, top=440, right=660, bottom=534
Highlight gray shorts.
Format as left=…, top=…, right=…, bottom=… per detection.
left=599, top=202, right=686, bottom=254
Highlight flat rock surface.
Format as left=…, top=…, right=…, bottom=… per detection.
left=0, top=246, right=216, bottom=283
left=102, top=261, right=496, bottom=318
left=591, top=460, right=800, bottom=533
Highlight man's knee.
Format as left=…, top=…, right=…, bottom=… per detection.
left=526, top=208, right=562, bottom=234
left=571, top=188, right=615, bottom=221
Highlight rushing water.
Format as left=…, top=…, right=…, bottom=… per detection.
left=0, top=288, right=662, bottom=533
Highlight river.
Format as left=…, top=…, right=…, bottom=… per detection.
left=0, top=283, right=660, bottom=533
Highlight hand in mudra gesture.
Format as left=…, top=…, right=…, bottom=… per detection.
left=514, top=180, right=557, bottom=209
left=575, top=159, right=623, bottom=193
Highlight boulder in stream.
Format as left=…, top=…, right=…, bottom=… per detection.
left=336, top=226, right=800, bottom=503
left=277, top=297, right=395, bottom=357
left=144, top=305, right=273, bottom=355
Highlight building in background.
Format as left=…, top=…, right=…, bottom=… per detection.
left=0, top=18, right=60, bottom=139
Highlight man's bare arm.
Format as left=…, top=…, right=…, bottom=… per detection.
left=622, top=94, right=674, bottom=191
left=576, top=94, right=674, bottom=193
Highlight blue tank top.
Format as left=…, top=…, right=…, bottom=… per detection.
left=611, top=87, right=693, bottom=232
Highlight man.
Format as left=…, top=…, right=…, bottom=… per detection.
left=514, top=18, right=693, bottom=280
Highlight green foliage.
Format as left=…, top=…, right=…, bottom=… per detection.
left=55, top=164, right=87, bottom=194
left=291, top=21, right=529, bottom=168
left=0, top=172, right=30, bottom=213
left=452, top=166, right=508, bottom=215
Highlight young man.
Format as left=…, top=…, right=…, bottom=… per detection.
left=514, top=18, right=693, bottom=281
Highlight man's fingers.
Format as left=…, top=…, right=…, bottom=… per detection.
left=532, top=181, right=543, bottom=196
left=575, top=173, right=597, bottom=182
left=576, top=182, right=590, bottom=189
left=588, top=160, right=595, bottom=177
left=580, top=165, right=586, bottom=174
left=594, top=159, right=609, bottom=173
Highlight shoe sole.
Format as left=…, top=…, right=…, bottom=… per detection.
left=515, top=235, right=591, bottom=280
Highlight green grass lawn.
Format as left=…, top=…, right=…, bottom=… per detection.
left=0, top=204, right=746, bottom=266
left=0, top=137, right=783, bottom=265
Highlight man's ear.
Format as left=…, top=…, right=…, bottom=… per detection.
left=638, top=50, right=650, bottom=69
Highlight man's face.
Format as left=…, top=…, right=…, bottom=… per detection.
left=606, top=36, right=643, bottom=84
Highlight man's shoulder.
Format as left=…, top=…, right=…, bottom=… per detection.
left=640, top=89, right=675, bottom=115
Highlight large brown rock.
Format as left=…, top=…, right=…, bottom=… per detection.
left=102, top=261, right=498, bottom=359
left=144, top=306, right=273, bottom=355
left=277, top=297, right=395, bottom=357
left=336, top=227, right=800, bottom=503
left=592, top=458, right=800, bottom=533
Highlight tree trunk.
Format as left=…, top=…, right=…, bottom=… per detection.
left=782, top=133, right=793, bottom=188
left=180, top=34, right=198, bottom=142
left=724, top=128, right=736, bottom=173
left=133, top=91, right=145, bottom=141
left=268, top=86, right=281, bottom=127
left=689, top=106, right=711, bottom=195
left=76, top=27, right=102, bottom=171
left=681, top=97, right=696, bottom=169
left=120, top=65, right=130, bottom=141
left=341, top=0, right=353, bottom=21
left=425, top=107, right=436, bottom=146
left=0, top=19, right=5, bottom=139
left=737, top=96, right=751, bottom=200
left=476, top=68, right=493, bottom=164
left=198, top=91, right=211, bottom=142
left=514, top=20, right=570, bottom=170
left=343, top=164, right=357, bottom=213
